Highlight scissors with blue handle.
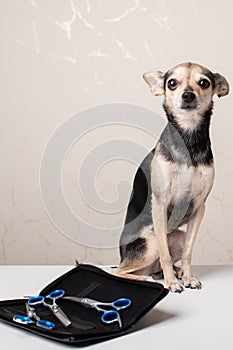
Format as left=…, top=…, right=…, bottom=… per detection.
left=13, top=313, right=55, bottom=330
left=63, top=296, right=131, bottom=328
left=13, top=295, right=55, bottom=330
left=27, top=289, right=71, bottom=327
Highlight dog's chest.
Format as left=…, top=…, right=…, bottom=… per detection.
left=167, top=163, right=214, bottom=229
left=151, top=153, right=215, bottom=229
left=170, top=164, right=214, bottom=202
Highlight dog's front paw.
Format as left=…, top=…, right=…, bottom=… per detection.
left=167, top=280, right=184, bottom=293
left=183, top=277, right=202, bottom=289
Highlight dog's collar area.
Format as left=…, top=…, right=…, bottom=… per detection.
left=161, top=102, right=214, bottom=167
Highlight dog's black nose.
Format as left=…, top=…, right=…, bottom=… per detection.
left=182, top=92, right=196, bottom=103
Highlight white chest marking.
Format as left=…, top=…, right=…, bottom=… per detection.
left=169, top=163, right=215, bottom=207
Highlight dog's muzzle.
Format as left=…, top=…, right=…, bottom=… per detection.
left=181, top=91, right=197, bottom=110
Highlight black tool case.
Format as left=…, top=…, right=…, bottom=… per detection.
left=0, top=264, right=169, bottom=345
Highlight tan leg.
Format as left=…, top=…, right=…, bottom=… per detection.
left=182, top=204, right=205, bottom=289
left=152, top=194, right=183, bottom=292
left=109, top=268, right=155, bottom=282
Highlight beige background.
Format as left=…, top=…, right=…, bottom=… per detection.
left=0, top=0, right=232, bottom=265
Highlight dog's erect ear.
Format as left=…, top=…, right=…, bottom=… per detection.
left=143, top=71, right=165, bottom=96
left=213, top=73, right=229, bottom=97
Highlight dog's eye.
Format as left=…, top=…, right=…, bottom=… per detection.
left=167, top=79, right=178, bottom=90
left=199, top=79, right=210, bottom=89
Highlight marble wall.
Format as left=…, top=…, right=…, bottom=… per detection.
left=0, top=0, right=233, bottom=265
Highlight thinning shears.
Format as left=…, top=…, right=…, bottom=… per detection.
left=13, top=293, right=59, bottom=330
left=27, top=289, right=71, bottom=327
left=13, top=313, right=55, bottom=330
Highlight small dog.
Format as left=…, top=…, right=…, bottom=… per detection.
left=115, top=62, right=229, bottom=292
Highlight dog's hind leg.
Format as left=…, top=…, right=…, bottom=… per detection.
left=113, top=225, right=159, bottom=282
left=112, top=227, right=186, bottom=282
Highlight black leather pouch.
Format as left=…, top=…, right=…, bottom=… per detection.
left=0, top=264, right=169, bottom=345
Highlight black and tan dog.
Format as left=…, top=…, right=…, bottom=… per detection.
left=115, top=62, right=229, bottom=292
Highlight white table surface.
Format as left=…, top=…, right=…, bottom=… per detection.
left=0, top=265, right=232, bottom=349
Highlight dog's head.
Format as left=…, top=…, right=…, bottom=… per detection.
left=143, top=62, right=229, bottom=117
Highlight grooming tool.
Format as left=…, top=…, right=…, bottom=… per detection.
left=28, top=289, right=71, bottom=327
left=64, top=296, right=131, bottom=328
left=13, top=314, right=55, bottom=330
left=13, top=304, right=55, bottom=330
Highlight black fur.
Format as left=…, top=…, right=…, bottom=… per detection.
left=119, top=151, right=154, bottom=259
left=123, top=237, right=147, bottom=263
left=162, top=102, right=214, bottom=167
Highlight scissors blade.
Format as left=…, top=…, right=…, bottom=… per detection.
left=63, top=296, right=99, bottom=309
left=52, top=306, right=71, bottom=327
left=63, top=296, right=85, bottom=303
